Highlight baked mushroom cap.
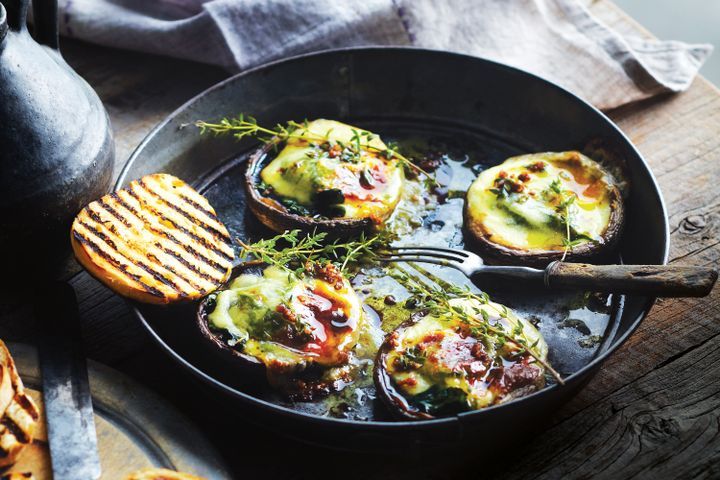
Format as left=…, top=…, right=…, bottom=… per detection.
left=464, top=151, right=624, bottom=266
left=197, top=261, right=365, bottom=396
left=374, top=298, right=547, bottom=420
left=244, top=119, right=404, bottom=235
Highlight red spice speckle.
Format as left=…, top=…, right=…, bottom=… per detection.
left=276, top=303, right=296, bottom=323
left=398, top=377, right=418, bottom=388
left=327, top=144, right=342, bottom=158
left=527, top=161, right=545, bottom=172
left=422, top=332, right=445, bottom=344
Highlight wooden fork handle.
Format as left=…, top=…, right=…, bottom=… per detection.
left=545, top=262, right=718, bottom=297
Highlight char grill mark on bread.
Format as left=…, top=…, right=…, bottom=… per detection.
left=127, top=182, right=232, bottom=261
left=137, top=178, right=230, bottom=244
left=0, top=341, right=39, bottom=468
left=104, top=193, right=229, bottom=278
left=71, top=173, right=234, bottom=304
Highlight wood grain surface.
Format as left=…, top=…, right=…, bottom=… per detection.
left=0, top=1, right=717, bottom=479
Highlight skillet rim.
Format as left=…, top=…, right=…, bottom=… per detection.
left=117, top=45, right=670, bottom=428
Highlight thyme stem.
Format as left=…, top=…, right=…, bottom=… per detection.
left=195, top=115, right=437, bottom=185
left=238, top=229, right=387, bottom=274
left=391, top=267, right=564, bottom=385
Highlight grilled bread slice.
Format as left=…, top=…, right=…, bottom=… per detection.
left=0, top=341, right=40, bottom=469
left=71, top=173, right=235, bottom=304
left=0, top=366, right=14, bottom=419
left=125, top=468, right=206, bottom=480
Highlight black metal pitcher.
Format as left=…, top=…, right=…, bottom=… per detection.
left=0, top=0, right=113, bottom=281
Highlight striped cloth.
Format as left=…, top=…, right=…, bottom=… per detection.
left=57, top=0, right=712, bottom=110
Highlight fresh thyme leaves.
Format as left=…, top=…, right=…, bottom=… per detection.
left=237, top=229, right=388, bottom=274
left=395, top=345, right=426, bottom=371
left=557, top=189, right=576, bottom=262
left=194, top=115, right=437, bottom=185
left=542, top=175, right=593, bottom=261
left=256, top=180, right=272, bottom=193
left=548, top=177, right=563, bottom=194
left=390, top=269, right=563, bottom=384
left=195, top=114, right=306, bottom=144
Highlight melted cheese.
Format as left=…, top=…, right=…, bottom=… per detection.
left=385, top=298, right=547, bottom=412
left=208, top=265, right=363, bottom=370
left=260, top=119, right=404, bottom=222
left=466, top=151, right=615, bottom=252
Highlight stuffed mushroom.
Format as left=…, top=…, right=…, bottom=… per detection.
left=375, top=297, right=548, bottom=419
left=198, top=260, right=366, bottom=398
left=464, top=151, right=623, bottom=265
left=245, top=119, right=404, bottom=235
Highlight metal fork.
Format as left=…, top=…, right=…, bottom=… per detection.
left=379, top=246, right=717, bottom=298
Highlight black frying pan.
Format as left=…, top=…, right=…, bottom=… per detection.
left=115, top=47, right=669, bottom=450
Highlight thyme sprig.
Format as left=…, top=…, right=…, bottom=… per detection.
left=546, top=177, right=591, bottom=262
left=237, top=229, right=387, bottom=274
left=196, top=114, right=307, bottom=143
left=195, top=114, right=436, bottom=184
left=391, top=268, right=564, bottom=384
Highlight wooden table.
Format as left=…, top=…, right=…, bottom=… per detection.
left=5, top=1, right=719, bottom=478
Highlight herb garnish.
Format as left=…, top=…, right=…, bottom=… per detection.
left=390, top=269, right=563, bottom=384
left=238, top=229, right=388, bottom=274
left=194, top=114, right=436, bottom=185
left=395, top=345, right=426, bottom=371
left=543, top=176, right=593, bottom=261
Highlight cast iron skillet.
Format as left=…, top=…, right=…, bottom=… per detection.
left=116, top=47, right=668, bottom=450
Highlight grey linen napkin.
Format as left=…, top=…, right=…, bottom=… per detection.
left=58, top=0, right=712, bottom=110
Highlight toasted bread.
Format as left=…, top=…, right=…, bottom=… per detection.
left=0, top=366, right=14, bottom=419
left=71, top=173, right=235, bottom=304
left=1, top=473, right=35, bottom=480
left=125, top=468, right=206, bottom=480
left=0, top=341, right=39, bottom=469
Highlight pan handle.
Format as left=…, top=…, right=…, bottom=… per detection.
left=545, top=262, right=718, bottom=297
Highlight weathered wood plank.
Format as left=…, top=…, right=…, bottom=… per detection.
left=503, top=331, right=720, bottom=479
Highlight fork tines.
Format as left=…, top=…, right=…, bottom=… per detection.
left=379, top=246, right=470, bottom=266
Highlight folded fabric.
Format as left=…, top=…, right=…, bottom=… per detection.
left=57, top=0, right=712, bottom=110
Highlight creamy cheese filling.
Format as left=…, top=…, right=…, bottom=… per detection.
left=259, top=119, right=404, bottom=222
left=466, top=151, right=615, bottom=251
left=208, top=265, right=363, bottom=370
left=385, top=298, right=547, bottom=413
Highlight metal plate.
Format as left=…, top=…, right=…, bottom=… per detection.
left=6, top=342, right=231, bottom=479
left=116, top=48, right=668, bottom=448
